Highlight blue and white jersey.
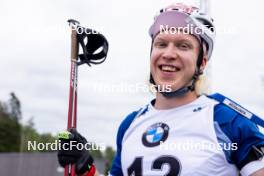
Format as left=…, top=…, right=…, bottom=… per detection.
left=110, top=94, right=264, bottom=176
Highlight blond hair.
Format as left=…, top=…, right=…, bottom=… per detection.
left=195, top=61, right=212, bottom=95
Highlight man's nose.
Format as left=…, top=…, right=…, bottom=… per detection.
left=162, top=44, right=178, bottom=60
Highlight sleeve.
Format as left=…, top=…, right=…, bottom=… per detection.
left=109, top=146, right=122, bottom=176
left=230, top=114, right=264, bottom=172
left=210, top=93, right=264, bottom=175
left=109, top=111, right=139, bottom=176
left=240, top=157, right=264, bottom=176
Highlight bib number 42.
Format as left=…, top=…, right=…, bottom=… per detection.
left=127, top=156, right=181, bottom=176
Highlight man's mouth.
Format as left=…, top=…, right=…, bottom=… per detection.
left=159, top=64, right=181, bottom=72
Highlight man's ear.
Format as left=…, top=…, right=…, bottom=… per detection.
left=199, top=57, right=208, bottom=73
left=199, top=42, right=208, bottom=72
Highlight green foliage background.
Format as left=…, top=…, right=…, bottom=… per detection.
left=0, top=93, right=115, bottom=173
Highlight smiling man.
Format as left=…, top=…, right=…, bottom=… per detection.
left=109, top=3, right=264, bottom=176
left=57, top=3, right=264, bottom=176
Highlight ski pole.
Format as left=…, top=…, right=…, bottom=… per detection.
left=65, top=19, right=109, bottom=176
left=66, top=19, right=79, bottom=176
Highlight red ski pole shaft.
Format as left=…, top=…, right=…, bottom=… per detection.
left=65, top=20, right=79, bottom=176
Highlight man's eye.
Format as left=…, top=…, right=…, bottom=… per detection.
left=178, top=43, right=191, bottom=50
left=155, top=42, right=167, bottom=47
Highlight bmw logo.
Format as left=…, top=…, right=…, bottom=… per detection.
left=142, top=122, right=169, bottom=147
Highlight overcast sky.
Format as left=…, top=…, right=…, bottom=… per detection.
left=0, top=0, right=263, bottom=148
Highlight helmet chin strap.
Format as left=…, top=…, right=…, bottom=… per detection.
left=160, top=68, right=201, bottom=98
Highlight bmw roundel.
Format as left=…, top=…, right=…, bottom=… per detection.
left=142, top=122, right=169, bottom=147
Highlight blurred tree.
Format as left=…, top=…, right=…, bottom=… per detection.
left=0, top=99, right=21, bottom=152
left=0, top=90, right=113, bottom=175
left=89, top=142, right=103, bottom=158
left=103, top=146, right=115, bottom=175
left=0, top=93, right=57, bottom=152
left=8, top=92, right=22, bottom=121
left=0, top=101, right=9, bottom=117
left=20, top=118, right=57, bottom=152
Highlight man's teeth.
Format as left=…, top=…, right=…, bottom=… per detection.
left=161, top=65, right=178, bottom=72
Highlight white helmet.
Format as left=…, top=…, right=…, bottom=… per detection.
left=149, top=3, right=215, bottom=60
